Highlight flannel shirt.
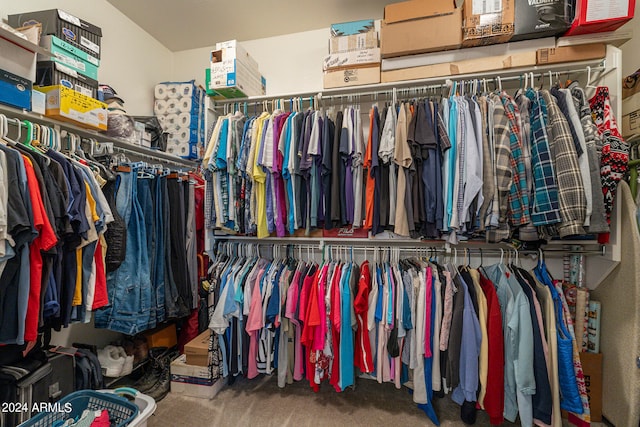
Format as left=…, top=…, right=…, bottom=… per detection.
left=477, top=96, right=495, bottom=232
left=526, top=89, right=561, bottom=226
left=500, top=93, right=531, bottom=227
left=568, top=82, right=608, bottom=234
left=541, top=90, right=586, bottom=238
left=486, top=94, right=511, bottom=243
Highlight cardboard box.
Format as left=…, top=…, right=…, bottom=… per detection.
left=536, top=43, right=606, bottom=64
left=512, top=0, right=571, bottom=41
left=8, top=9, right=102, bottom=59
left=331, top=19, right=376, bottom=37
left=323, top=65, right=380, bottom=89
left=381, top=0, right=462, bottom=58
left=36, top=85, right=107, bottom=129
left=0, top=34, right=37, bottom=82
left=0, top=69, right=32, bottom=110
left=205, top=68, right=266, bottom=99
left=462, top=0, right=515, bottom=47
left=622, top=92, right=640, bottom=138
left=579, top=352, right=603, bottom=422
left=381, top=51, right=536, bottom=83
left=323, top=48, right=380, bottom=71
left=330, top=31, right=378, bottom=53
left=208, top=58, right=266, bottom=97
left=31, top=89, right=45, bottom=114
left=170, top=354, right=214, bottom=386
left=170, top=378, right=224, bottom=400
left=40, top=35, right=100, bottom=79
left=143, top=323, right=178, bottom=349
left=36, top=61, right=98, bottom=99
left=565, top=0, right=635, bottom=36
left=211, top=40, right=259, bottom=76
left=184, top=330, right=211, bottom=367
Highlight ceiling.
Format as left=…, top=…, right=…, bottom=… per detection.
left=107, top=0, right=401, bottom=52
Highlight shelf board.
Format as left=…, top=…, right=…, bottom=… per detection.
left=0, top=103, right=197, bottom=168
left=0, top=25, right=51, bottom=56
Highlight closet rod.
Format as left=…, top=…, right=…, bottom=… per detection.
left=112, top=145, right=195, bottom=169
left=212, top=61, right=607, bottom=106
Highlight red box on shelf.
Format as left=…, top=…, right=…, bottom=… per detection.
left=564, top=0, right=635, bottom=36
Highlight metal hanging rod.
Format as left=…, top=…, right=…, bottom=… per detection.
left=212, top=60, right=607, bottom=107
left=111, top=145, right=195, bottom=169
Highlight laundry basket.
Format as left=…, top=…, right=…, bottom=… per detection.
left=19, top=389, right=139, bottom=427
left=98, top=388, right=157, bottom=427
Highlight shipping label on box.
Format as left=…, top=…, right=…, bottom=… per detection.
left=323, top=48, right=380, bottom=71
left=330, top=31, right=378, bottom=53
left=463, top=0, right=515, bottom=47
left=36, top=85, right=107, bottom=130
left=323, top=66, right=380, bottom=89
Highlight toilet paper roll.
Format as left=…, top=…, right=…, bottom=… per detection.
left=166, top=99, right=179, bottom=114
left=177, top=112, right=191, bottom=128
left=179, top=83, right=194, bottom=98
left=154, top=84, right=169, bottom=100
left=165, top=113, right=179, bottom=129
left=178, top=98, right=193, bottom=113
left=171, top=128, right=191, bottom=144
left=166, top=141, right=190, bottom=157
left=154, top=99, right=168, bottom=115
left=166, top=84, right=180, bottom=99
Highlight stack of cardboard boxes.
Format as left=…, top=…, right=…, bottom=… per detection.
left=323, top=20, right=381, bottom=89
left=379, top=0, right=634, bottom=84
left=205, top=40, right=266, bottom=99
left=7, top=9, right=108, bottom=131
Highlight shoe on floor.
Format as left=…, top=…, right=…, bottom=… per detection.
left=116, top=346, right=135, bottom=376
left=97, top=345, right=125, bottom=377
left=146, top=355, right=172, bottom=402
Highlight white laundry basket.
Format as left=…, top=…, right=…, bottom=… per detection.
left=99, top=388, right=157, bottom=427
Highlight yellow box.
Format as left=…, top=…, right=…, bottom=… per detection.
left=35, top=85, right=107, bottom=130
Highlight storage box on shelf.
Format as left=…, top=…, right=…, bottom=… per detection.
left=564, top=0, right=635, bottom=36
left=40, top=35, right=100, bottom=80
left=0, top=69, right=32, bottom=111
left=34, top=85, right=107, bottom=130
left=511, top=0, right=572, bottom=41
left=8, top=9, right=102, bottom=59
left=36, top=61, right=98, bottom=99
left=208, top=40, right=266, bottom=99
left=381, top=0, right=463, bottom=57
left=0, top=29, right=38, bottom=83
left=462, top=0, right=515, bottom=47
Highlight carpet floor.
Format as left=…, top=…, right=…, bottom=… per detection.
left=149, top=374, right=519, bottom=427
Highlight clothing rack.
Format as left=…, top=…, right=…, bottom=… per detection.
left=212, top=60, right=608, bottom=109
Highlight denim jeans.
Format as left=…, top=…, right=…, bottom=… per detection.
left=162, top=176, right=181, bottom=319
left=95, top=167, right=151, bottom=335
left=152, top=176, right=166, bottom=323
left=137, top=177, right=156, bottom=330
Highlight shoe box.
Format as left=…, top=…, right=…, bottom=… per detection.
left=183, top=330, right=211, bottom=367
left=170, top=355, right=224, bottom=400
left=143, top=323, right=178, bottom=350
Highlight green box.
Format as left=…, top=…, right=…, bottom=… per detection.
left=41, top=35, right=99, bottom=80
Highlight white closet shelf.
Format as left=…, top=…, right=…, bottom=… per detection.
left=211, top=57, right=608, bottom=106
left=0, top=25, right=51, bottom=57
left=0, top=103, right=197, bottom=168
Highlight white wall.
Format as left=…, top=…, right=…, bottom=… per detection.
left=173, top=28, right=328, bottom=96
left=2, top=0, right=175, bottom=115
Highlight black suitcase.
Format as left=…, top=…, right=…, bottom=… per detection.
left=0, top=361, right=52, bottom=427
left=46, top=351, right=76, bottom=402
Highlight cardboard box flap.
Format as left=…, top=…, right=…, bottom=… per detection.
left=384, top=0, right=459, bottom=24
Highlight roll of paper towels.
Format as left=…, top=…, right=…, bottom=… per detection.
left=178, top=98, right=193, bottom=113
left=177, top=112, right=191, bottom=128
left=166, top=99, right=179, bottom=114
left=172, top=128, right=191, bottom=144
left=166, top=84, right=180, bottom=99
left=179, top=83, right=193, bottom=98
left=154, top=99, right=168, bottom=115
left=154, top=84, right=169, bottom=100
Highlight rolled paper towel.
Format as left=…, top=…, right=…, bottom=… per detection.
left=179, top=83, right=194, bottom=98
left=166, top=84, right=180, bottom=99
left=177, top=112, right=191, bottom=128
left=178, top=97, right=193, bottom=113
left=166, top=99, right=179, bottom=114
left=154, top=99, right=168, bottom=115
left=154, top=84, right=169, bottom=100
left=171, top=128, right=191, bottom=144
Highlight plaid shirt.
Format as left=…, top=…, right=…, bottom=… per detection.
left=477, top=96, right=495, bottom=232
left=486, top=94, right=512, bottom=243
left=500, top=93, right=531, bottom=227
left=541, top=90, right=586, bottom=238
left=526, top=89, right=561, bottom=226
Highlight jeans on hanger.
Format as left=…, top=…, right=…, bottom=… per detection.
left=137, top=177, right=156, bottom=330
left=162, top=176, right=181, bottom=319
left=168, top=178, right=191, bottom=316
left=152, top=176, right=166, bottom=323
